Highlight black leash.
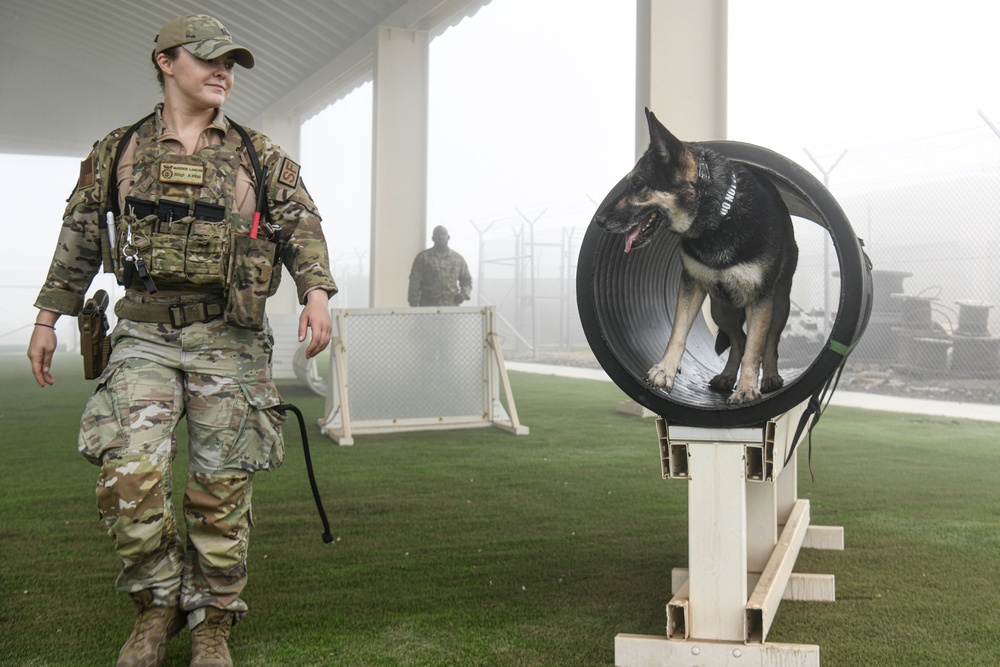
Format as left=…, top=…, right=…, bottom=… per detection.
left=275, top=403, right=334, bottom=543
left=784, top=359, right=848, bottom=481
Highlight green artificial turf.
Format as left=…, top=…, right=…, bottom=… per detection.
left=1, top=354, right=999, bottom=665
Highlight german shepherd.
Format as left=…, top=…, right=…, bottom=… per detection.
left=592, top=109, right=798, bottom=404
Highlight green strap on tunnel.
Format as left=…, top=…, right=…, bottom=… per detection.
left=828, top=339, right=855, bottom=356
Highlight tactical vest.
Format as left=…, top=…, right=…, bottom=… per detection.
left=106, top=114, right=273, bottom=294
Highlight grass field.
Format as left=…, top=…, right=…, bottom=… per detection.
left=2, top=353, right=999, bottom=666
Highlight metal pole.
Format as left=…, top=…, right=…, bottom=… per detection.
left=562, top=226, right=578, bottom=351
left=471, top=220, right=494, bottom=306
left=516, top=208, right=547, bottom=360
left=803, top=148, right=847, bottom=333
left=514, top=225, right=523, bottom=353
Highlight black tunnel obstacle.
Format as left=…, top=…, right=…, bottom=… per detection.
left=577, top=141, right=873, bottom=428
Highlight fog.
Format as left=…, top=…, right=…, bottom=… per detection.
left=4, top=0, right=1000, bottom=370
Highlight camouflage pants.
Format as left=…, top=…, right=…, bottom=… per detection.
left=78, top=309, right=286, bottom=619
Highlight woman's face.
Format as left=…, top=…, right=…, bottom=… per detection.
left=161, top=47, right=236, bottom=110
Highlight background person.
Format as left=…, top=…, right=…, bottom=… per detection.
left=407, top=225, right=473, bottom=307
left=26, top=14, right=337, bottom=667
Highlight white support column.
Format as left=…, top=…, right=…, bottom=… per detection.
left=370, top=25, right=430, bottom=307
left=687, top=442, right=747, bottom=642
left=635, top=0, right=727, bottom=155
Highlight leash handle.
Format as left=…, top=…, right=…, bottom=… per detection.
left=275, top=403, right=334, bottom=543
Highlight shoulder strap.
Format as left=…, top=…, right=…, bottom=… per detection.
left=107, top=112, right=155, bottom=217
left=227, top=117, right=273, bottom=224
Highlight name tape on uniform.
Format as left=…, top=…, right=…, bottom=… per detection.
left=159, top=162, right=206, bottom=186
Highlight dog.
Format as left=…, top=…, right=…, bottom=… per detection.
left=592, top=109, right=798, bottom=404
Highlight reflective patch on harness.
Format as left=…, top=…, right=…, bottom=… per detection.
left=277, top=157, right=300, bottom=189
left=159, top=162, right=205, bottom=185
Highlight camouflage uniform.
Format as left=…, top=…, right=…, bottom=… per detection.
left=35, top=105, right=337, bottom=624
left=407, top=247, right=472, bottom=307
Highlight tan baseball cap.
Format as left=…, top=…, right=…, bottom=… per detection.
left=153, top=14, right=255, bottom=69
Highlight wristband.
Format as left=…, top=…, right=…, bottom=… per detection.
left=34, top=323, right=56, bottom=330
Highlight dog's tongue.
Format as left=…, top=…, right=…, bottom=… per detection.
left=624, top=225, right=641, bottom=253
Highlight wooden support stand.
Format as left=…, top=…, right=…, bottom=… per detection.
left=615, top=402, right=843, bottom=667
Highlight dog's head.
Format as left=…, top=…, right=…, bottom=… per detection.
left=592, top=109, right=702, bottom=252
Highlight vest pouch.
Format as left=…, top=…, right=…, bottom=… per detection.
left=184, top=219, right=229, bottom=287
left=224, top=234, right=277, bottom=330
left=150, top=216, right=189, bottom=283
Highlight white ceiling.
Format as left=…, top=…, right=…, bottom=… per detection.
left=0, top=0, right=490, bottom=157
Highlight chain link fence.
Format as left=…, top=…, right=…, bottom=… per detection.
left=476, top=115, right=1000, bottom=405
left=821, top=113, right=1000, bottom=403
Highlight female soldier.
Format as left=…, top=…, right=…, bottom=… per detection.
left=26, top=15, right=337, bottom=667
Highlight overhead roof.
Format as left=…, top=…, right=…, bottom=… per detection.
left=1, top=0, right=489, bottom=157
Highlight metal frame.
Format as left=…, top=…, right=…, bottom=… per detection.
left=320, top=306, right=528, bottom=445
left=616, top=401, right=843, bottom=666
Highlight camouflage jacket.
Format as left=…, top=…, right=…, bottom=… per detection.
left=407, top=247, right=472, bottom=307
left=35, top=105, right=337, bottom=316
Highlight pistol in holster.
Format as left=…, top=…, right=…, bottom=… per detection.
left=79, top=290, right=111, bottom=380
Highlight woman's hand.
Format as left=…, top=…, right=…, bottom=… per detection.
left=27, top=313, right=60, bottom=387
left=298, top=289, right=332, bottom=358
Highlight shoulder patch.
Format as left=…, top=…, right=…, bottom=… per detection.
left=277, top=157, right=300, bottom=189
left=78, top=155, right=95, bottom=189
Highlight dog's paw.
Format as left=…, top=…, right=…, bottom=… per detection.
left=709, top=373, right=736, bottom=393
left=760, top=374, right=784, bottom=393
left=647, top=364, right=676, bottom=392
left=727, top=385, right=761, bottom=404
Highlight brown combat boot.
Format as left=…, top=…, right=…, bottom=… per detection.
left=117, top=594, right=185, bottom=667
left=189, top=607, right=234, bottom=667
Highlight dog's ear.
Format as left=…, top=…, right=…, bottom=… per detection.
left=646, top=110, right=685, bottom=164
